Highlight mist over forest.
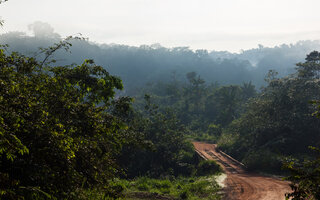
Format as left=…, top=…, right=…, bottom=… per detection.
left=2, top=22, right=320, bottom=93
left=2, top=20, right=320, bottom=199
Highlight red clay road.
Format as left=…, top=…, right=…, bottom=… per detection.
left=192, top=142, right=291, bottom=200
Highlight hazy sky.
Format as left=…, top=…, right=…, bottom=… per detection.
left=1, top=0, right=320, bottom=52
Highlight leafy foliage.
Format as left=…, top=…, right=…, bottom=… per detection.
left=196, top=160, right=222, bottom=176
left=283, top=147, right=320, bottom=200
left=281, top=54, right=320, bottom=199
left=218, top=51, right=320, bottom=173
left=0, top=37, right=222, bottom=199
left=117, top=95, right=200, bottom=178
left=134, top=72, right=256, bottom=139
left=0, top=46, right=129, bottom=199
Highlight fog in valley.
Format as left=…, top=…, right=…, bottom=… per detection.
left=2, top=21, right=320, bottom=94
left=1, top=1, right=320, bottom=199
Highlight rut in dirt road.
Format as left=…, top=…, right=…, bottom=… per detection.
left=192, top=142, right=291, bottom=200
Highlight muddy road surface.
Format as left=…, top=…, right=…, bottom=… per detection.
left=193, top=142, right=291, bottom=200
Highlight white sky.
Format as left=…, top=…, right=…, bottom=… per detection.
left=1, top=0, right=320, bottom=52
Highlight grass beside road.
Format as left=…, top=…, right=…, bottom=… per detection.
left=77, top=159, right=223, bottom=199
left=116, top=175, right=222, bottom=200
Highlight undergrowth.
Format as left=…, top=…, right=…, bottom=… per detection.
left=115, top=175, right=222, bottom=200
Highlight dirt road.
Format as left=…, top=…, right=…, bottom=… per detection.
left=192, top=142, right=291, bottom=200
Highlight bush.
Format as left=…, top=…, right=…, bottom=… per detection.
left=197, top=160, right=222, bottom=176
left=242, top=149, right=283, bottom=173
left=137, top=182, right=149, bottom=191
left=152, top=179, right=172, bottom=190
left=208, top=124, right=222, bottom=136
left=179, top=190, right=189, bottom=199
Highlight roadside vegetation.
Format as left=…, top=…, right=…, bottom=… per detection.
left=0, top=36, right=222, bottom=199
left=1, top=4, right=320, bottom=198
left=116, top=175, right=222, bottom=200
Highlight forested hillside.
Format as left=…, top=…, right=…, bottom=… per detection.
left=133, top=50, right=320, bottom=163
left=2, top=20, right=320, bottom=200
left=132, top=51, right=320, bottom=199
left=1, top=22, right=320, bottom=93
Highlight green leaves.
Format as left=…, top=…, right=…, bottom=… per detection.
left=283, top=147, right=320, bottom=200
left=218, top=51, right=320, bottom=174
left=0, top=44, right=128, bottom=199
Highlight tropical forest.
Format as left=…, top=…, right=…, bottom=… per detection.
left=1, top=0, right=320, bottom=199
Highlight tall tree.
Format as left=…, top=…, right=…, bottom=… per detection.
left=0, top=45, right=129, bottom=199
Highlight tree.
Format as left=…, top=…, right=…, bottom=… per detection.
left=241, top=81, right=256, bottom=101
left=213, top=85, right=242, bottom=126
left=117, top=94, right=197, bottom=178
left=297, top=51, right=320, bottom=79
left=218, top=51, right=320, bottom=172
left=283, top=147, right=320, bottom=200
left=184, top=72, right=206, bottom=114
left=0, top=44, right=130, bottom=199
left=282, top=51, right=320, bottom=200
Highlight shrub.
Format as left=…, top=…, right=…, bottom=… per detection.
left=243, top=149, right=282, bottom=173
left=197, top=160, right=222, bottom=176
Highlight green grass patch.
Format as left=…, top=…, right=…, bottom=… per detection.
left=111, top=176, right=222, bottom=200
